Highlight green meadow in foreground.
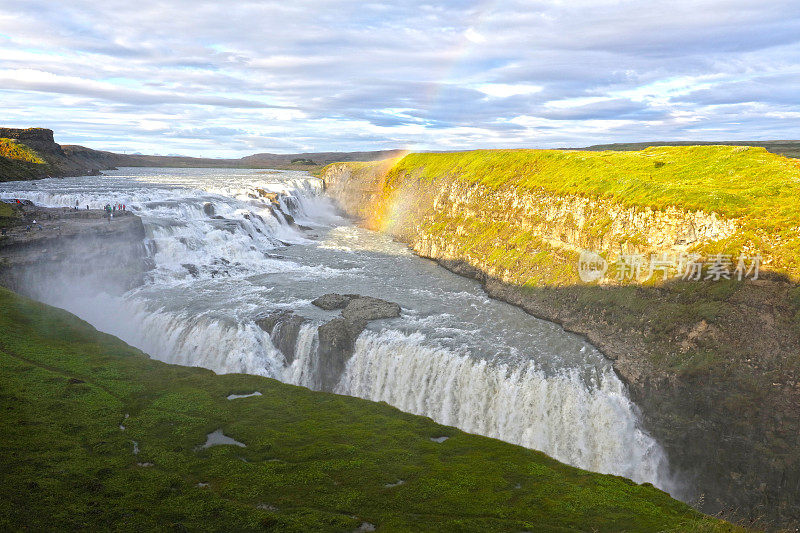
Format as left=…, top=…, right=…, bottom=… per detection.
left=0, top=287, right=740, bottom=532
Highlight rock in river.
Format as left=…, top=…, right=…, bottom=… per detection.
left=256, top=310, right=308, bottom=365
left=311, top=293, right=359, bottom=310
left=341, top=296, right=401, bottom=322
left=259, top=294, right=402, bottom=391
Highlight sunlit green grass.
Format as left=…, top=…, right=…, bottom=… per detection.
left=326, top=146, right=800, bottom=278
left=387, top=146, right=800, bottom=218
left=0, top=138, right=45, bottom=164
left=0, top=287, right=742, bottom=532
left=0, top=138, right=49, bottom=181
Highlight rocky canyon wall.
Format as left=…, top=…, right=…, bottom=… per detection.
left=0, top=204, right=151, bottom=297
left=321, top=154, right=800, bottom=529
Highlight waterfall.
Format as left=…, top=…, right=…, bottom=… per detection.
left=49, top=293, right=676, bottom=493
left=336, top=329, right=672, bottom=489
left=0, top=168, right=679, bottom=498
left=283, top=324, right=321, bottom=388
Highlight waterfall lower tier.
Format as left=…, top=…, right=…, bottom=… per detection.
left=270, top=311, right=675, bottom=492
left=42, top=293, right=676, bottom=495
left=338, top=330, right=672, bottom=491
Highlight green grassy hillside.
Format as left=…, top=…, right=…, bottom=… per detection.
left=386, top=147, right=799, bottom=218
left=578, top=140, right=800, bottom=160
left=0, top=138, right=50, bottom=181
left=0, top=287, right=739, bottom=532
left=0, top=138, right=46, bottom=164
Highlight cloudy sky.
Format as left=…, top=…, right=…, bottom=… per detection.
left=2, top=1, right=800, bottom=157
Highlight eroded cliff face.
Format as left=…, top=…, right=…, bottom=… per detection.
left=324, top=161, right=741, bottom=285
left=321, top=159, right=800, bottom=529
left=418, top=183, right=739, bottom=287
left=0, top=204, right=151, bottom=297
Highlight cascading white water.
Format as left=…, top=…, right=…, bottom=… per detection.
left=283, top=324, right=321, bottom=388
left=0, top=167, right=678, bottom=497
left=336, top=330, right=668, bottom=487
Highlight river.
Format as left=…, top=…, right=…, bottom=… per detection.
left=0, top=167, right=677, bottom=494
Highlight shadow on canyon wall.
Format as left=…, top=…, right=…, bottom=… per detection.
left=439, top=257, right=800, bottom=529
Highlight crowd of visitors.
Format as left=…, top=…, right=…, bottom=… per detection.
left=1, top=198, right=131, bottom=236
left=104, top=203, right=126, bottom=220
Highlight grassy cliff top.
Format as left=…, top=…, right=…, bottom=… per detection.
left=0, top=138, right=49, bottom=181
left=0, top=286, right=739, bottom=532
left=325, top=146, right=800, bottom=277
left=386, top=146, right=800, bottom=221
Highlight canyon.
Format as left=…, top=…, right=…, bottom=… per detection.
left=320, top=149, right=800, bottom=528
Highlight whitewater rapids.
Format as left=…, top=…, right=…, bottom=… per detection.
left=0, top=167, right=677, bottom=495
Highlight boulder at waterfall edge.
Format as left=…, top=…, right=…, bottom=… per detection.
left=260, top=294, right=402, bottom=390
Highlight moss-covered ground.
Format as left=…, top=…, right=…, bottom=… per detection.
left=386, top=147, right=799, bottom=218
left=0, top=287, right=741, bottom=532
left=579, top=140, right=800, bottom=160
left=0, top=201, right=21, bottom=231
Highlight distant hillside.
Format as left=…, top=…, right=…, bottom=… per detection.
left=0, top=128, right=108, bottom=181
left=577, top=140, right=800, bottom=159
left=0, top=127, right=407, bottom=181
left=239, top=149, right=406, bottom=168
left=4, top=126, right=800, bottom=183
left=77, top=148, right=408, bottom=170
left=0, top=138, right=46, bottom=181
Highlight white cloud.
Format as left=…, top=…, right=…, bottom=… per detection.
left=464, top=27, right=487, bottom=44
left=544, top=96, right=610, bottom=109
left=475, top=83, right=543, bottom=98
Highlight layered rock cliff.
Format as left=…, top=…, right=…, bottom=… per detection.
left=0, top=202, right=151, bottom=296
left=321, top=149, right=800, bottom=529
